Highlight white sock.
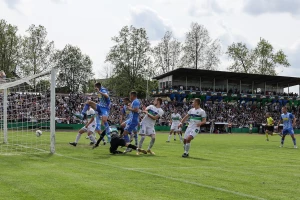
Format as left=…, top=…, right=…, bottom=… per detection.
left=89, top=134, right=96, bottom=144
left=75, top=133, right=81, bottom=143
left=168, top=135, right=171, bottom=141
left=185, top=143, right=191, bottom=154
left=139, top=136, right=145, bottom=148
left=179, top=134, right=182, bottom=140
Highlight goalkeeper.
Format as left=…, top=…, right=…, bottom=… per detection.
left=93, top=131, right=147, bottom=155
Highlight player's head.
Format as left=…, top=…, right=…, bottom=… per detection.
left=129, top=91, right=137, bottom=101
left=266, top=112, right=270, bottom=118
left=94, top=82, right=101, bottom=89
left=0, top=70, right=6, bottom=78
left=282, top=106, right=287, bottom=114
left=154, top=97, right=162, bottom=106
left=193, top=98, right=201, bottom=107
left=123, top=97, right=130, bottom=105
left=173, top=109, right=177, bottom=113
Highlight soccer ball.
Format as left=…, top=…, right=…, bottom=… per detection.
left=36, top=130, right=42, bottom=137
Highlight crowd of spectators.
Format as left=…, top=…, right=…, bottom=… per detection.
left=165, top=85, right=299, bottom=97
left=1, top=92, right=300, bottom=129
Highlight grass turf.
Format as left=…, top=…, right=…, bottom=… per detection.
left=0, top=132, right=299, bottom=200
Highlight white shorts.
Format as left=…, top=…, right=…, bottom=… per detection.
left=171, top=123, right=180, bottom=132
left=139, top=124, right=155, bottom=135
left=82, top=124, right=96, bottom=133
left=184, top=126, right=200, bottom=139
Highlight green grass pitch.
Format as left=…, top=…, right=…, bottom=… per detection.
left=0, top=132, right=300, bottom=200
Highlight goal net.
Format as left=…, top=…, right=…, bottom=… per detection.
left=0, top=69, right=56, bottom=155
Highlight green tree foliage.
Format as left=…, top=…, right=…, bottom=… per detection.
left=227, top=38, right=290, bottom=75
left=0, top=19, right=21, bottom=77
left=106, top=25, right=152, bottom=96
left=152, top=31, right=181, bottom=74
left=55, top=45, right=93, bottom=93
left=181, top=22, right=221, bottom=70
left=18, top=25, right=55, bottom=81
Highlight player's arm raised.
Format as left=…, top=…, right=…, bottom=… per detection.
left=96, top=88, right=109, bottom=98
left=178, top=114, right=189, bottom=128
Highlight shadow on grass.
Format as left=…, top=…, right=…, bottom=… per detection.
left=186, top=157, right=210, bottom=161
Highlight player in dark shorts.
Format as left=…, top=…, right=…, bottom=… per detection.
left=93, top=131, right=147, bottom=155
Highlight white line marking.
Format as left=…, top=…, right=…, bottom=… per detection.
left=3, top=145, right=266, bottom=200
left=54, top=153, right=266, bottom=200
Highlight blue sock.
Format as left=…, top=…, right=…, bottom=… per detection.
left=293, top=138, right=296, bottom=145
left=124, top=134, right=130, bottom=143
left=134, top=134, right=138, bottom=146
left=105, top=122, right=110, bottom=135
left=81, top=104, right=89, bottom=115
left=106, top=135, right=111, bottom=143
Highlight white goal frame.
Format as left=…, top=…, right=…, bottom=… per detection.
left=0, top=68, right=56, bottom=154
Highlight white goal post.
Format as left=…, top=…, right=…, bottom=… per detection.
left=0, top=68, right=56, bottom=155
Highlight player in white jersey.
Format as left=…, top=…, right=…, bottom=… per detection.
left=69, top=107, right=97, bottom=147
left=138, top=97, right=164, bottom=155
left=178, top=98, right=207, bottom=158
left=166, top=110, right=182, bottom=142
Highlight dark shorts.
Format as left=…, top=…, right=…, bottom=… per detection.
left=266, top=126, right=274, bottom=132
left=110, top=137, right=126, bottom=153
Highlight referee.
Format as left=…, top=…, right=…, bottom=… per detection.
left=265, top=113, right=275, bottom=141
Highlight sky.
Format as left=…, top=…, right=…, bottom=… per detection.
left=1, top=0, right=300, bottom=93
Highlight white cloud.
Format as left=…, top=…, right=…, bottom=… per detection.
left=243, top=0, right=300, bottom=16
left=129, top=6, right=172, bottom=41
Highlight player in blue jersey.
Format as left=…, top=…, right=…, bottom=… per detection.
left=278, top=106, right=297, bottom=149
left=120, top=97, right=138, bottom=146
left=77, top=82, right=111, bottom=142
left=123, top=91, right=140, bottom=145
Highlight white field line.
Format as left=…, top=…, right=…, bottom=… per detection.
left=1, top=145, right=267, bottom=200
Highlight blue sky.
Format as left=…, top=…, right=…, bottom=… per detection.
left=1, top=0, right=299, bottom=92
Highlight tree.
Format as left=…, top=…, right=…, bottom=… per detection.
left=0, top=19, right=21, bottom=77
left=181, top=22, right=221, bottom=70
left=55, top=44, right=93, bottom=93
left=227, top=38, right=290, bottom=75
left=18, top=25, right=55, bottom=85
left=106, top=25, right=152, bottom=95
left=152, top=31, right=181, bottom=74
left=254, top=38, right=290, bottom=75
left=226, top=42, right=256, bottom=73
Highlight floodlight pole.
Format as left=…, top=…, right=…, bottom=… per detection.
left=252, top=81, right=254, bottom=94
left=264, top=82, right=267, bottom=95
left=199, top=77, right=201, bottom=91
left=288, top=84, right=290, bottom=97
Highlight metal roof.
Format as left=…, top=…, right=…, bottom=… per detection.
left=153, top=68, right=300, bottom=87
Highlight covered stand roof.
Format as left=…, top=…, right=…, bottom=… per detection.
left=153, top=68, right=300, bottom=87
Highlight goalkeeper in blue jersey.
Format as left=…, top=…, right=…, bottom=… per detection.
left=278, top=106, right=297, bottom=149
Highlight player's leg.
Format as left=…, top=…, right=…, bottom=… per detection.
left=87, top=130, right=97, bottom=145
left=182, top=135, right=193, bottom=158
left=92, top=129, right=107, bottom=149
left=100, top=107, right=111, bottom=141
left=147, top=127, right=156, bottom=155
left=289, top=130, right=297, bottom=148
left=137, top=124, right=146, bottom=155
left=74, top=100, right=98, bottom=120
left=167, top=129, right=174, bottom=142
left=69, top=127, right=86, bottom=146
left=265, top=128, right=269, bottom=141
left=280, top=130, right=287, bottom=148
left=178, top=129, right=183, bottom=142
left=174, top=131, right=177, bottom=141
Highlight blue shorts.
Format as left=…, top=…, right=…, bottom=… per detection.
left=282, top=128, right=294, bottom=135
left=125, top=123, right=138, bottom=133
left=125, top=119, right=138, bottom=133
left=96, top=105, right=109, bottom=117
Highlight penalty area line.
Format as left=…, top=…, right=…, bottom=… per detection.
left=54, top=153, right=266, bottom=200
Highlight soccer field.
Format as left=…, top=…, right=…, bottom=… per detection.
left=0, top=132, right=299, bottom=200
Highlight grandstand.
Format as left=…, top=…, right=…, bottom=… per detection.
left=152, top=68, right=300, bottom=101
